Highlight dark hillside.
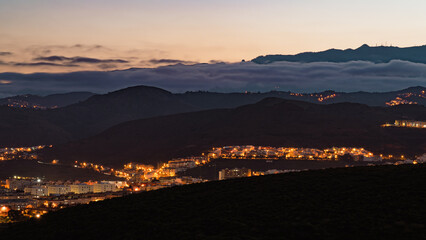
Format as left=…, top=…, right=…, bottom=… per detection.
left=0, top=86, right=424, bottom=148
left=2, top=164, right=425, bottom=240
left=43, top=98, right=426, bottom=167
left=45, top=85, right=198, bottom=138
left=0, top=106, right=71, bottom=146
left=0, top=92, right=94, bottom=109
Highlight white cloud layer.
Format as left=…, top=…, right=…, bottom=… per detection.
left=0, top=60, right=425, bottom=97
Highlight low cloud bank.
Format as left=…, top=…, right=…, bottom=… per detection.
left=0, top=60, right=425, bottom=97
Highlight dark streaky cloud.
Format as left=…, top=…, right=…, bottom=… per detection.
left=147, top=59, right=198, bottom=65
left=12, top=62, right=79, bottom=67
left=33, top=56, right=69, bottom=62
left=0, top=52, right=12, bottom=56
left=34, top=56, right=128, bottom=64
left=70, top=57, right=128, bottom=64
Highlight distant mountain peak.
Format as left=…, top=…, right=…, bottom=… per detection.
left=357, top=44, right=370, bottom=49
left=108, top=85, right=172, bottom=95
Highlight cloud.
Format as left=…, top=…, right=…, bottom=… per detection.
left=33, top=56, right=69, bottom=62
left=0, top=60, right=425, bottom=97
left=0, top=52, right=12, bottom=56
left=33, top=55, right=128, bottom=64
left=69, top=57, right=128, bottom=64
left=24, top=44, right=112, bottom=57
left=98, top=63, right=118, bottom=69
left=71, top=44, right=108, bottom=51
left=0, top=80, right=12, bottom=84
left=209, top=60, right=227, bottom=64
left=12, top=62, right=79, bottom=67
left=146, top=59, right=198, bottom=65
left=0, top=60, right=79, bottom=67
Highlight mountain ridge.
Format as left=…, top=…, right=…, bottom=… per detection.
left=252, top=44, right=426, bottom=64
left=0, top=85, right=424, bottom=148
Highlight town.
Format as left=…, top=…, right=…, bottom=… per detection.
left=382, top=120, right=426, bottom=129
left=385, top=90, right=426, bottom=106
left=0, top=146, right=45, bottom=161
left=1, top=144, right=425, bottom=224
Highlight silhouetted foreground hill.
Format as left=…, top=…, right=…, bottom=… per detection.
left=2, top=165, right=425, bottom=240
left=0, top=92, right=94, bottom=109
left=44, top=98, right=426, bottom=167
left=0, top=85, right=424, bottom=147
left=252, top=44, right=426, bottom=64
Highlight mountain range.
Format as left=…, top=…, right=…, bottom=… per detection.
left=0, top=85, right=424, bottom=149
left=252, top=44, right=426, bottom=64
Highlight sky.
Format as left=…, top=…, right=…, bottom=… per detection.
left=0, top=0, right=426, bottom=94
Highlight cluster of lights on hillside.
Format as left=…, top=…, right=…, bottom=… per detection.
left=0, top=146, right=45, bottom=161
left=74, top=145, right=415, bottom=183
left=382, top=120, right=426, bottom=129
left=289, top=92, right=338, bottom=102
left=386, top=91, right=425, bottom=106
left=5, top=98, right=57, bottom=109
left=209, top=146, right=378, bottom=161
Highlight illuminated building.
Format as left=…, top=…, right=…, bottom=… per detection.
left=167, top=160, right=196, bottom=170
left=24, top=186, right=48, bottom=197
left=93, top=183, right=116, bottom=193
left=417, top=154, right=426, bottom=163
left=47, top=185, right=71, bottom=196
left=219, top=168, right=252, bottom=180
left=394, top=120, right=426, bottom=128
left=70, top=184, right=94, bottom=194
left=6, top=179, right=35, bottom=190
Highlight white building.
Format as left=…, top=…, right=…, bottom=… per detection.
left=24, top=186, right=48, bottom=197
left=168, top=160, right=197, bottom=170
left=219, top=168, right=251, bottom=180
left=93, top=183, right=116, bottom=193
left=362, top=156, right=382, bottom=162
left=6, top=179, right=34, bottom=190
left=417, top=154, right=426, bottom=163
left=48, top=185, right=71, bottom=195
left=70, top=184, right=94, bottom=194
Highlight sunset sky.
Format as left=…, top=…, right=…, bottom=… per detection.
left=2, top=0, right=426, bottom=73
left=1, top=0, right=426, bottom=96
